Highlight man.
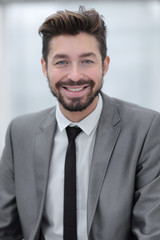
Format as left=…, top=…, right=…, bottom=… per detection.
left=0, top=6, right=160, bottom=240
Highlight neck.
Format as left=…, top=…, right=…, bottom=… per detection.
left=59, top=96, right=99, bottom=122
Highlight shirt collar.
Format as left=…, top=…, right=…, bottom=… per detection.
left=56, top=94, right=103, bottom=136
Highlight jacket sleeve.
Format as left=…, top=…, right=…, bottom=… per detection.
left=0, top=122, right=23, bottom=240
left=132, top=112, right=160, bottom=239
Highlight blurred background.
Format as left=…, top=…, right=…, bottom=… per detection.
left=0, top=0, right=160, bottom=155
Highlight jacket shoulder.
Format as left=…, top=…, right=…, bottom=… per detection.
left=10, top=106, right=56, bottom=133
left=113, top=97, right=159, bottom=121
left=101, top=93, right=160, bottom=127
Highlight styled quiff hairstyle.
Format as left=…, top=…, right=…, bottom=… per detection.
left=38, top=6, right=107, bottom=63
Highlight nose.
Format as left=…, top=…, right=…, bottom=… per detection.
left=67, top=64, right=83, bottom=82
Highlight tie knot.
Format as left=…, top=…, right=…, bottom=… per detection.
left=66, top=126, right=82, bottom=141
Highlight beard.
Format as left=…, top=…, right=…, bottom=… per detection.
left=48, top=78, right=103, bottom=112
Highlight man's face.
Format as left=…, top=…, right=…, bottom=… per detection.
left=41, top=32, right=110, bottom=116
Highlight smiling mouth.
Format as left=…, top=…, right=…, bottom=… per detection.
left=63, top=85, right=89, bottom=92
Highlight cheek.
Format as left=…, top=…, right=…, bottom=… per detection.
left=47, top=70, right=61, bottom=87
left=89, top=69, right=103, bottom=83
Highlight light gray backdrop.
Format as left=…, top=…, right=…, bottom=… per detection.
left=0, top=0, right=160, bottom=154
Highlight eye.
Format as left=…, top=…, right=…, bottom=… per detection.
left=55, top=60, right=69, bottom=66
left=81, top=59, right=94, bottom=64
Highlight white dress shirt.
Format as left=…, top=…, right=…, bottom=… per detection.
left=42, top=95, right=103, bottom=240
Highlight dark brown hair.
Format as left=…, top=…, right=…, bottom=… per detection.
left=38, top=6, right=107, bottom=63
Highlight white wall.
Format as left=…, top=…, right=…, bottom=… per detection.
left=0, top=5, right=12, bottom=154
left=0, top=1, right=160, bottom=154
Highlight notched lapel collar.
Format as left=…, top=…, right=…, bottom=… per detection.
left=87, top=94, right=121, bottom=234
left=32, top=108, right=57, bottom=238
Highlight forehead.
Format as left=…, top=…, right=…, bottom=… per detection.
left=48, top=32, right=101, bottom=58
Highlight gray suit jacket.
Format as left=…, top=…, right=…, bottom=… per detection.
left=0, top=93, right=160, bottom=240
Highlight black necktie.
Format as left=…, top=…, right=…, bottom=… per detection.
left=64, top=126, right=82, bottom=240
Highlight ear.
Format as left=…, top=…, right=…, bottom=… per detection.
left=41, top=58, right=47, bottom=77
left=103, top=56, right=110, bottom=76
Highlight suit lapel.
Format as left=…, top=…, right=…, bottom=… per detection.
left=32, top=108, right=57, bottom=238
left=87, top=94, right=121, bottom=234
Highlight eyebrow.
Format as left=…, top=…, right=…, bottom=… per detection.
left=52, top=52, right=97, bottom=61
left=79, top=52, right=97, bottom=58
left=52, top=54, right=69, bottom=61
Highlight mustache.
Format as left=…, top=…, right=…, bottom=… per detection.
left=56, top=79, right=95, bottom=88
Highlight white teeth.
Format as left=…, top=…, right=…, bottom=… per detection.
left=67, top=87, right=83, bottom=92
